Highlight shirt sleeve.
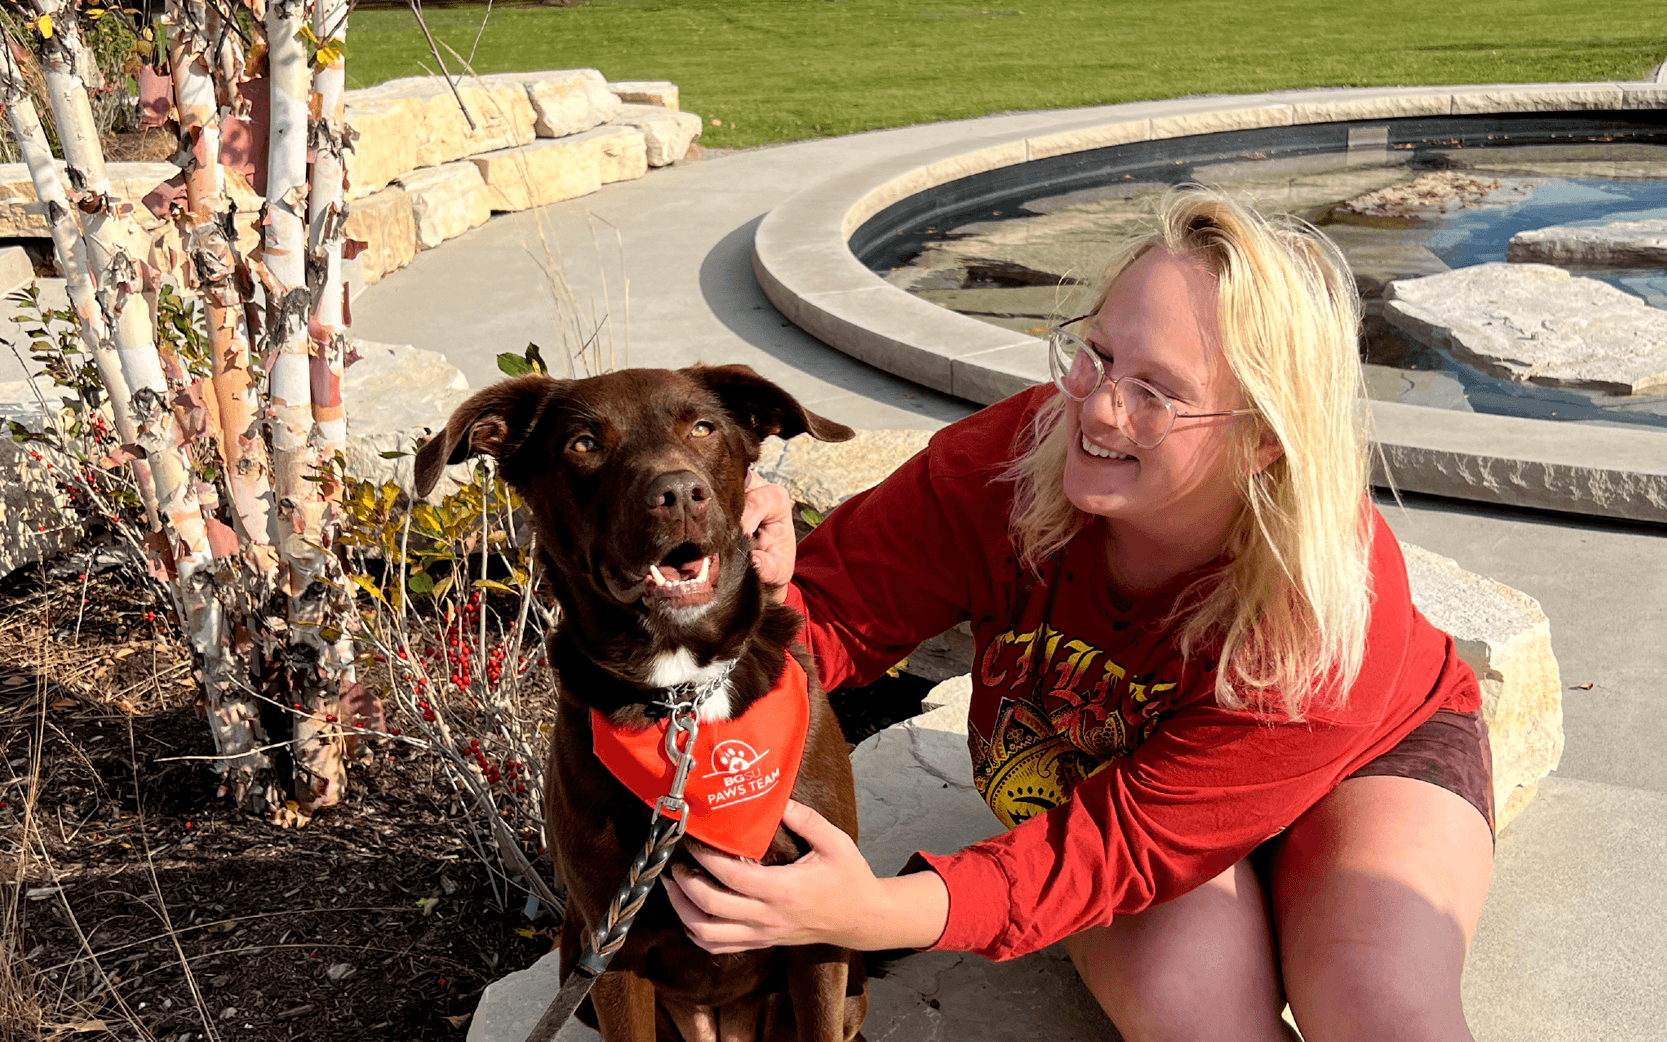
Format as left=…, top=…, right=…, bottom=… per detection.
left=911, top=699, right=1390, bottom=960
left=786, top=442, right=986, bottom=691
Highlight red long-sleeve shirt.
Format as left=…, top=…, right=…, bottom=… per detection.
left=785, top=386, right=1480, bottom=962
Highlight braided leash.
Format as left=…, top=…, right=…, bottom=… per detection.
left=523, top=667, right=733, bottom=1042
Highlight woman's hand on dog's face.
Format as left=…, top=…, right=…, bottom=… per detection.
left=665, top=799, right=949, bottom=953
left=742, top=471, right=796, bottom=603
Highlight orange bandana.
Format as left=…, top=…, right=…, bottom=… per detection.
left=591, top=655, right=810, bottom=860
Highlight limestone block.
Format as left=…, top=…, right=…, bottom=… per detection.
left=0, top=246, right=34, bottom=292
left=469, top=136, right=603, bottom=212
left=1401, top=543, right=1563, bottom=831
left=1287, top=91, right=1454, bottom=124
left=485, top=69, right=621, bottom=138
left=341, top=341, right=474, bottom=499
left=1383, top=263, right=1667, bottom=395
left=1449, top=85, right=1625, bottom=114
left=0, top=161, right=179, bottom=236
left=343, top=93, right=423, bottom=199
left=397, top=162, right=491, bottom=250
left=580, top=125, right=648, bottom=184
left=1148, top=104, right=1293, bottom=140
left=606, top=79, right=679, bottom=111
left=754, top=428, right=932, bottom=517
left=1025, top=120, right=1151, bottom=161
left=342, top=186, right=417, bottom=285
left=0, top=379, right=81, bottom=577
left=608, top=104, right=702, bottom=167
left=348, top=76, right=536, bottom=189
left=1508, top=218, right=1667, bottom=268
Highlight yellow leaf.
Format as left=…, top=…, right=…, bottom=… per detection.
left=472, top=579, right=517, bottom=594
left=351, top=574, right=388, bottom=606
left=36, top=14, right=51, bottom=37
left=515, top=927, right=535, bottom=938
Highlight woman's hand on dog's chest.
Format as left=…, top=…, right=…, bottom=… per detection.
left=664, top=799, right=950, bottom=953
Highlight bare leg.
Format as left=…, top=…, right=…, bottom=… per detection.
left=1064, top=858, right=1295, bottom=1042
left=1273, top=775, right=1494, bottom=1042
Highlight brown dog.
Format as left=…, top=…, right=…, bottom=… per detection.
left=413, top=365, right=867, bottom=1042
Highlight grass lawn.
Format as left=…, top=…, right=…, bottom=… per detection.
left=347, top=1, right=1664, bottom=150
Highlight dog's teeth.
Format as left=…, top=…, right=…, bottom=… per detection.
left=695, top=556, right=711, bottom=583
left=646, top=567, right=668, bottom=587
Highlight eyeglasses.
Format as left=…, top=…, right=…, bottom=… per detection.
left=1046, top=313, right=1258, bottom=449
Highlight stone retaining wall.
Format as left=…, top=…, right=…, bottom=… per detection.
left=0, top=71, right=701, bottom=292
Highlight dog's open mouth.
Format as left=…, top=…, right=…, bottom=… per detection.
left=642, top=543, right=721, bottom=608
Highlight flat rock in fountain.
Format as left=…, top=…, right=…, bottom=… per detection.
left=1383, top=263, right=1667, bottom=395
left=1334, top=171, right=1532, bottom=221
left=1507, top=218, right=1667, bottom=268
left=609, top=104, right=703, bottom=167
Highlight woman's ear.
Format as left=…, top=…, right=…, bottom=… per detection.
left=1252, top=426, right=1284, bottom=474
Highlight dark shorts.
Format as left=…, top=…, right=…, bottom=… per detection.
left=1347, top=706, right=1495, bottom=839
left=1251, top=707, right=1495, bottom=884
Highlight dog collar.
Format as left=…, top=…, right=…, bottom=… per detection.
left=591, top=655, right=810, bottom=860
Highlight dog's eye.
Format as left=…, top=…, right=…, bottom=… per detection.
left=568, top=434, right=600, bottom=454
left=690, top=421, right=716, bottom=438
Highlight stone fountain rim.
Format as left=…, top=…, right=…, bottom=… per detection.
left=751, top=80, right=1667, bottom=525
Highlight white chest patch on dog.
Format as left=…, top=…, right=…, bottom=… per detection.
left=646, top=649, right=737, bottom=722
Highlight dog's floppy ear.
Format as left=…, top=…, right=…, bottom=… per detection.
left=689, top=364, right=855, bottom=444
left=413, top=375, right=565, bottom=498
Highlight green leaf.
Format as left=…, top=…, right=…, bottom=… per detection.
left=799, top=507, right=825, bottom=527
left=407, top=571, right=434, bottom=595
left=378, top=449, right=410, bottom=459
left=496, top=352, right=534, bottom=377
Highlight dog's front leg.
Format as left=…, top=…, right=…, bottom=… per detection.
left=786, top=945, right=866, bottom=1042
left=591, top=968, right=658, bottom=1042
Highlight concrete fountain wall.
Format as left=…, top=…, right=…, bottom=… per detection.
left=752, top=81, right=1667, bottom=525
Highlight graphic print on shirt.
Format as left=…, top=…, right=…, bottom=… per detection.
left=971, top=621, right=1181, bottom=828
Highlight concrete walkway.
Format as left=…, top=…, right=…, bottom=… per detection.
left=357, top=110, right=1667, bottom=1042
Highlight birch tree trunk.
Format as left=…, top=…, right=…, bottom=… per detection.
left=27, top=0, right=271, bottom=801
left=262, top=0, right=357, bottom=819
left=0, top=37, right=157, bottom=529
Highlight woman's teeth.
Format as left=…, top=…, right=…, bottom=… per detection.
left=1081, top=434, right=1135, bottom=461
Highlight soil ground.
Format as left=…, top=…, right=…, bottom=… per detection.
left=0, top=551, right=925, bottom=1042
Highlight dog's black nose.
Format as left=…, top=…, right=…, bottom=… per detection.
left=646, top=471, right=710, bottom=520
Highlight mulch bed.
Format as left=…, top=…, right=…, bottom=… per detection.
left=0, top=547, right=926, bottom=1041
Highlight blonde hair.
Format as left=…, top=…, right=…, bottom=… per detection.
left=1006, top=186, right=1373, bottom=719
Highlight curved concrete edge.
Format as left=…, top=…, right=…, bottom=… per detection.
left=752, top=81, right=1667, bottom=525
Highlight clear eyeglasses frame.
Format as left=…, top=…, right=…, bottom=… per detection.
left=1046, top=313, right=1259, bottom=450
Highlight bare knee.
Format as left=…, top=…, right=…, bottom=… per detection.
left=1067, top=860, right=1290, bottom=1042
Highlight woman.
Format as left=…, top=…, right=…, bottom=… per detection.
left=665, top=187, right=1495, bottom=1042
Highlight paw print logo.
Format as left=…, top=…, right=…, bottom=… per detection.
left=709, top=739, right=763, bottom=777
